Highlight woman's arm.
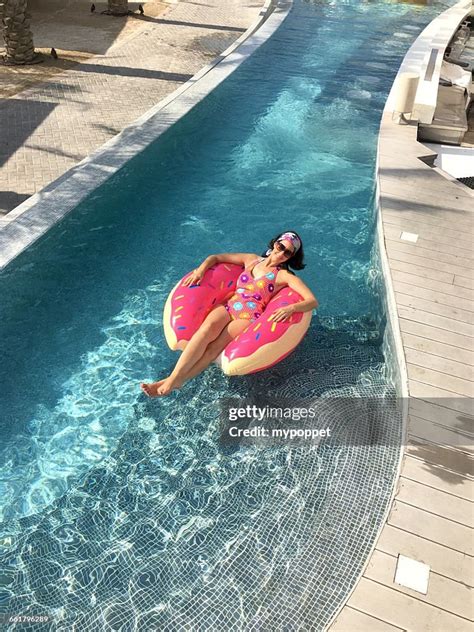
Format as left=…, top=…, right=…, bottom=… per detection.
left=183, top=253, right=256, bottom=286
left=269, top=270, right=318, bottom=322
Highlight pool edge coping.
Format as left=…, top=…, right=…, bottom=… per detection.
left=0, top=0, right=293, bottom=272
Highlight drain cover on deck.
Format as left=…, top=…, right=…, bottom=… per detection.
left=394, top=554, right=430, bottom=594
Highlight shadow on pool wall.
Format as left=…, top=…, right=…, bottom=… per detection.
left=0, top=0, right=457, bottom=629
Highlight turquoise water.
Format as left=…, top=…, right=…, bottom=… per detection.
left=1, top=1, right=452, bottom=628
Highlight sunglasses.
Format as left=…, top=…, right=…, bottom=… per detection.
left=275, top=241, right=294, bottom=258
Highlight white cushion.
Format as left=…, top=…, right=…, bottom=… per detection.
left=440, top=60, right=471, bottom=90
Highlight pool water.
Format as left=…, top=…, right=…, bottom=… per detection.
left=0, top=0, right=452, bottom=629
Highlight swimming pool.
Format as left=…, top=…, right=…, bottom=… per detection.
left=1, top=0, right=453, bottom=628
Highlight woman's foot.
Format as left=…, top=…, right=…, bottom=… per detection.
left=140, top=379, right=165, bottom=397
left=140, top=375, right=183, bottom=397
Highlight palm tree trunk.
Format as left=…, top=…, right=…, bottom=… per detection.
left=1, top=0, right=37, bottom=65
left=107, top=0, right=129, bottom=15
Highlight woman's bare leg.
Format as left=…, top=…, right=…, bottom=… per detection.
left=176, top=319, right=248, bottom=385
left=168, top=306, right=230, bottom=380
left=141, top=306, right=230, bottom=397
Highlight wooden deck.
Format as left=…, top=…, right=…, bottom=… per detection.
left=329, top=109, right=473, bottom=630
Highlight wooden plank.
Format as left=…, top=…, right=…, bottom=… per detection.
left=407, top=439, right=473, bottom=478
left=415, top=237, right=474, bottom=260
left=386, top=238, right=474, bottom=267
left=401, top=454, right=473, bottom=501
left=391, top=269, right=474, bottom=301
left=388, top=500, right=472, bottom=554
left=376, top=524, right=473, bottom=585
left=393, top=279, right=474, bottom=313
left=400, top=318, right=474, bottom=350
left=409, top=381, right=474, bottom=414
left=399, top=306, right=474, bottom=338
left=390, top=259, right=455, bottom=284
left=405, top=348, right=473, bottom=381
left=381, top=199, right=474, bottom=226
left=348, top=577, right=472, bottom=632
left=378, top=155, right=473, bottom=192
left=364, top=550, right=473, bottom=620
left=396, top=477, right=472, bottom=526
left=383, top=223, right=471, bottom=251
left=383, top=221, right=474, bottom=253
left=330, top=606, right=404, bottom=632
left=409, top=415, right=474, bottom=452
left=380, top=173, right=474, bottom=205
left=387, top=246, right=473, bottom=281
left=385, top=236, right=474, bottom=267
left=396, top=292, right=474, bottom=324
left=382, top=215, right=473, bottom=249
left=402, top=332, right=474, bottom=365
left=407, top=364, right=473, bottom=397
left=382, top=201, right=474, bottom=223
left=379, top=183, right=472, bottom=212
left=382, top=205, right=474, bottom=231
left=455, top=274, right=474, bottom=290
left=410, top=398, right=474, bottom=434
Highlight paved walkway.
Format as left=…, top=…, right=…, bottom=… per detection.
left=0, top=0, right=265, bottom=215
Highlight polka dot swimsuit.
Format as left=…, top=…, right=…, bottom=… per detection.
left=226, top=258, right=280, bottom=323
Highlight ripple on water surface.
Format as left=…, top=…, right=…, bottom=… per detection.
left=1, top=332, right=401, bottom=630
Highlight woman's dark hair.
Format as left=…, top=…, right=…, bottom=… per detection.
left=262, top=231, right=306, bottom=272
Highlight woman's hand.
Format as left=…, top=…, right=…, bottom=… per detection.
left=269, top=305, right=295, bottom=323
left=183, top=268, right=204, bottom=287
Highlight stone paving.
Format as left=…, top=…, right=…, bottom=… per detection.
left=0, top=0, right=265, bottom=215
left=0, top=1, right=171, bottom=99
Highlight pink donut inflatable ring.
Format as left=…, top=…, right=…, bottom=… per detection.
left=163, top=263, right=312, bottom=376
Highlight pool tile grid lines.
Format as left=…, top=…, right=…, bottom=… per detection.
left=0, top=0, right=277, bottom=266
left=330, top=1, right=474, bottom=630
